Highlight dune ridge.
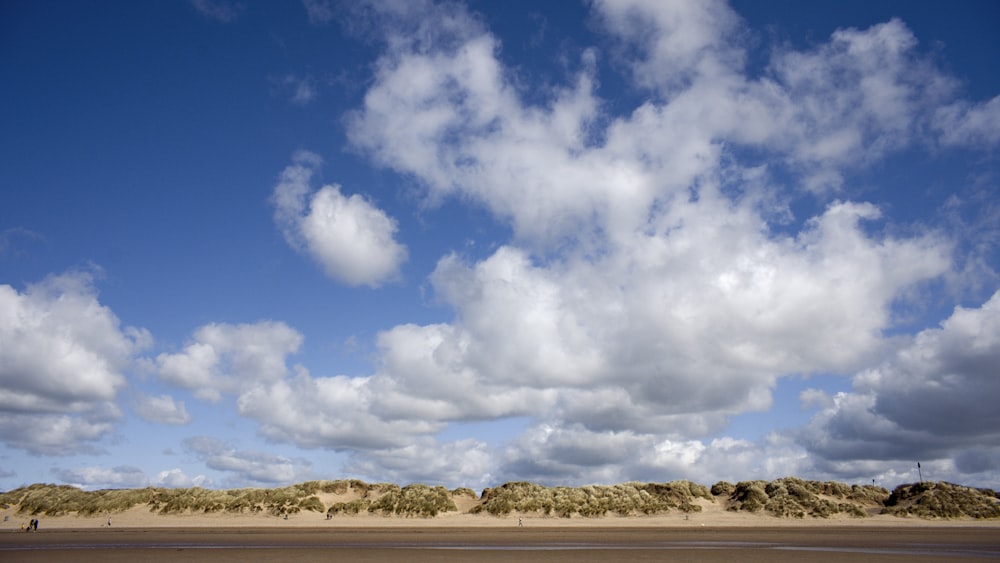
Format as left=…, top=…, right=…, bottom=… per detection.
left=2, top=478, right=998, bottom=529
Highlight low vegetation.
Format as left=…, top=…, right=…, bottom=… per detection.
left=0, top=481, right=358, bottom=518
left=470, top=480, right=711, bottom=517
left=1, top=478, right=996, bottom=520
left=327, top=483, right=458, bottom=518
left=882, top=482, right=1000, bottom=519
left=719, top=477, right=887, bottom=518
left=0, top=484, right=157, bottom=516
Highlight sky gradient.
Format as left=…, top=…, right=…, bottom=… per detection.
left=2, top=0, right=999, bottom=492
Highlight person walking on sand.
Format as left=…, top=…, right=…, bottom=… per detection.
left=107, top=516, right=112, bottom=528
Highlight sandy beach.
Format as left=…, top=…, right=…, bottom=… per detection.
left=2, top=524, right=998, bottom=562
left=6, top=490, right=1000, bottom=530
left=3, top=500, right=998, bottom=562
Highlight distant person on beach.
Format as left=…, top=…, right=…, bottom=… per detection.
left=107, top=516, right=112, bottom=527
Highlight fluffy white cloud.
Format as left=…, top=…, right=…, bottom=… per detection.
left=346, top=438, right=495, bottom=488
left=592, top=0, right=743, bottom=93
left=154, top=468, right=210, bottom=488
left=184, top=436, right=312, bottom=485
left=52, top=465, right=149, bottom=490
left=760, top=20, right=955, bottom=190
left=222, top=1, right=999, bottom=487
left=934, top=95, right=1000, bottom=146
left=237, top=368, right=442, bottom=451
left=0, top=271, right=148, bottom=455
left=0, top=410, right=120, bottom=457
left=272, top=151, right=408, bottom=287
left=364, top=198, right=945, bottom=439
left=500, top=425, right=649, bottom=484
left=134, top=393, right=192, bottom=425
left=156, top=321, right=302, bottom=402
left=498, top=423, right=811, bottom=487
left=144, top=1, right=996, bottom=489
left=797, top=291, right=1000, bottom=481
left=344, top=1, right=979, bottom=263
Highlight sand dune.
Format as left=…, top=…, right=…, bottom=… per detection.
left=3, top=478, right=997, bottom=531
left=8, top=498, right=998, bottom=531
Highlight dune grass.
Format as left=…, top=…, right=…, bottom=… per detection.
left=470, top=480, right=712, bottom=517
left=326, top=483, right=459, bottom=517
left=720, top=477, right=888, bottom=518
left=1, top=481, right=343, bottom=517
left=2, top=478, right=996, bottom=520
left=882, top=482, right=1000, bottom=519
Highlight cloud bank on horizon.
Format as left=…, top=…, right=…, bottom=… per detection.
left=1, top=0, right=999, bottom=491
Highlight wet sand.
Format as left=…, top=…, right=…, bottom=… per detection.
left=2, top=526, right=998, bottom=562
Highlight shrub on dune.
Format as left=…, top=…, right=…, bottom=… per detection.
left=451, top=487, right=477, bottom=499
left=2, top=478, right=995, bottom=521
left=883, top=482, right=1000, bottom=519
left=366, top=484, right=458, bottom=517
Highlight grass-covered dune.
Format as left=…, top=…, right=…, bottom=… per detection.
left=470, top=480, right=712, bottom=517
left=1, top=478, right=998, bottom=520
left=882, top=481, right=1000, bottom=519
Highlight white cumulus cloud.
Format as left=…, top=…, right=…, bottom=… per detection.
left=156, top=321, right=302, bottom=402
left=0, top=270, right=148, bottom=455
left=272, top=151, right=408, bottom=287
left=147, top=0, right=998, bottom=489
left=154, top=468, right=210, bottom=488
left=134, top=393, right=192, bottom=425
left=52, top=465, right=149, bottom=490
left=346, top=438, right=495, bottom=488
left=796, top=290, right=1000, bottom=485
left=184, top=436, right=313, bottom=485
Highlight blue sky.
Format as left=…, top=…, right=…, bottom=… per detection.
left=1, top=0, right=999, bottom=492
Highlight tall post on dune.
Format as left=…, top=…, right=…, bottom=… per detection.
left=917, top=462, right=923, bottom=484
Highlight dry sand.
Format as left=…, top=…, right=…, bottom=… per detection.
left=5, top=494, right=999, bottom=529
left=2, top=525, right=998, bottom=562
left=2, top=500, right=998, bottom=562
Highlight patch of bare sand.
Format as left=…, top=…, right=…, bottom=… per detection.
left=12, top=498, right=998, bottom=531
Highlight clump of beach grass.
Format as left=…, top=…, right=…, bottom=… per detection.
left=450, top=487, right=477, bottom=499
left=3, top=478, right=996, bottom=521
left=882, top=482, right=1000, bottom=519
left=722, top=478, right=887, bottom=518
left=367, top=484, right=458, bottom=517
left=325, top=483, right=459, bottom=518
left=470, top=481, right=711, bottom=518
